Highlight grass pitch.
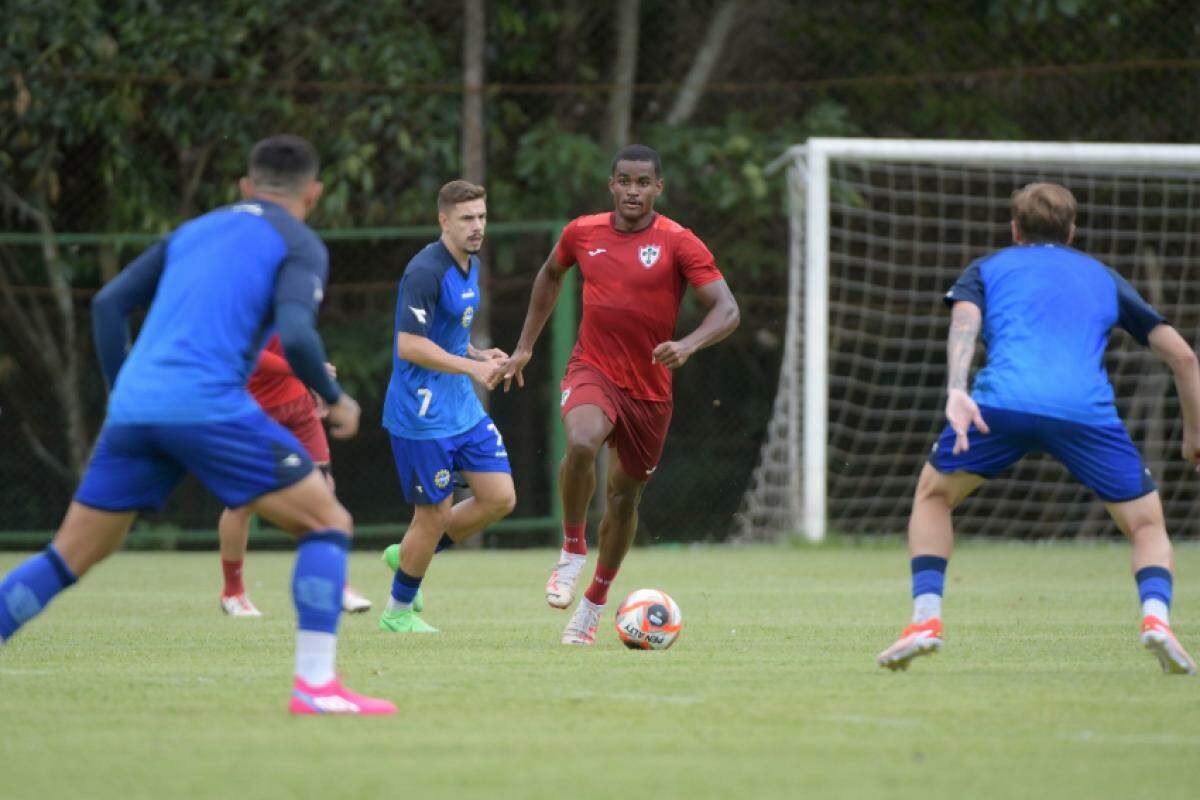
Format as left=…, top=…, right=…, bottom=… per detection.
left=1, top=543, right=1198, bottom=800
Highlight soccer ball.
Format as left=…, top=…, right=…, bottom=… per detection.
left=614, top=588, right=682, bottom=650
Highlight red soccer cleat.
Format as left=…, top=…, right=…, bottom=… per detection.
left=876, top=618, right=943, bottom=671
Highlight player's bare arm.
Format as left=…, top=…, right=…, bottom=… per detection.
left=397, top=331, right=504, bottom=390
left=945, top=300, right=989, bottom=454
left=501, top=250, right=571, bottom=391
left=651, top=279, right=739, bottom=370
left=1147, top=324, right=1200, bottom=469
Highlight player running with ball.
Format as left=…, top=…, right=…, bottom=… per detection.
left=377, top=181, right=516, bottom=634
left=877, top=182, right=1199, bottom=675
left=501, top=144, right=739, bottom=645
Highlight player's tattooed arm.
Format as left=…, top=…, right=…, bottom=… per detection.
left=944, top=301, right=988, bottom=454
left=946, top=301, right=982, bottom=393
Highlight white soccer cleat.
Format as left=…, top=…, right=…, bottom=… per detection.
left=220, top=593, right=263, bottom=617
left=1141, top=616, right=1197, bottom=676
left=561, top=598, right=603, bottom=646
left=876, top=618, right=943, bottom=670
left=546, top=554, right=586, bottom=609
left=342, top=585, right=373, bottom=614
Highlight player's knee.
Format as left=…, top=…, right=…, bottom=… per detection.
left=607, top=484, right=642, bottom=518
left=564, top=437, right=601, bottom=467
left=491, top=487, right=517, bottom=519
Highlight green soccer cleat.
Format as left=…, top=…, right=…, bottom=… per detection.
left=379, top=608, right=439, bottom=634
left=380, top=544, right=425, bottom=612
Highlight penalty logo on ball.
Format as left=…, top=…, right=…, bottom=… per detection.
left=614, top=588, right=682, bottom=650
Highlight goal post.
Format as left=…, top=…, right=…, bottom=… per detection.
left=737, top=138, right=1200, bottom=544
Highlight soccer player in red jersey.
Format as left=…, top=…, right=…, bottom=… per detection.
left=217, top=334, right=372, bottom=616
left=501, top=144, right=740, bottom=644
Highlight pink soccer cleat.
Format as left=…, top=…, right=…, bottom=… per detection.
left=1141, top=615, right=1197, bottom=676
left=288, top=676, right=397, bottom=715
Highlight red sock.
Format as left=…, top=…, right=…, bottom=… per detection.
left=221, top=559, right=244, bottom=597
left=562, top=523, right=587, bottom=556
left=584, top=564, right=619, bottom=606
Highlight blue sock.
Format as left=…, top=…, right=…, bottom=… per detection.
left=434, top=534, right=455, bottom=553
left=292, top=530, right=349, bottom=635
left=911, top=555, right=948, bottom=598
left=0, top=545, right=77, bottom=642
left=391, top=567, right=422, bottom=605
left=1135, top=565, right=1172, bottom=610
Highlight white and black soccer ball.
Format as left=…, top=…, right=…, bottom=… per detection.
left=614, top=588, right=682, bottom=650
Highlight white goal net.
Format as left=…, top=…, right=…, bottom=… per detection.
left=737, top=139, right=1200, bottom=543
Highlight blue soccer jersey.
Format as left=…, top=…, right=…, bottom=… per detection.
left=383, top=240, right=486, bottom=439
left=944, top=243, right=1165, bottom=425
left=98, top=199, right=339, bottom=424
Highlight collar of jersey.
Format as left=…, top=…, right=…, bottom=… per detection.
left=434, top=238, right=475, bottom=278
left=607, top=211, right=659, bottom=235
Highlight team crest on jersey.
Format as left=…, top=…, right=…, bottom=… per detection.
left=434, top=469, right=452, bottom=489
left=461, top=306, right=474, bottom=328
left=638, top=244, right=662, bottom=268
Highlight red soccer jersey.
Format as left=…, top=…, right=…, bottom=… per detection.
left=246, top=334, right=309, bottom=410
left=555, top=212, right=724, bottom=402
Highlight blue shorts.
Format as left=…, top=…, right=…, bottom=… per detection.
left=389, top=416, right=511, bottom=505
left=929, top=406, right=1155, bottom=503
left=74, top=410, right=314, bottom=512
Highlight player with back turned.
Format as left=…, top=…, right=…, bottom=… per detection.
left=0, top=135, right=396, bottom=714
left=877, top=182, right=1199, bottom=675
left=501, top=144, right=740, bottom=645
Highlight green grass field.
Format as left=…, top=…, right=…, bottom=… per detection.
left=1, top=543, right=1198, bottom=799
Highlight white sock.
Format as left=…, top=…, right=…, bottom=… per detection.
left=295, top=630, right=337, bottom=686
left=1143, top=598, right=1170, bottom=623
left=912, top=593, right=942, bottom=624
left=385, top=596, right=412, bottom=613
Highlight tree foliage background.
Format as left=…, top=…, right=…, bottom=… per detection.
left=1, top=0, right=1197, bottom=541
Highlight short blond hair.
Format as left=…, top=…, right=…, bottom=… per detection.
left=1011, top=182, right=1076, bottom=243
left=437, top=180, right=486, bottom=213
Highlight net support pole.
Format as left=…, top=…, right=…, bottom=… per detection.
left=803, top=144, right=829, bottom=543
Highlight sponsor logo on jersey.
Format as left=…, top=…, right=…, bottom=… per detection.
left=588, top=248, right=607, bottom=257
left=561, top=387, right=572, bottom=407
left=638, top=244, right=661, bottom=268
left=434, top=469, right=452, bottom=489
left=282, top=453, right=303, bottom=468
left=230, top=202, right=264, bottom=216
left=461, top=306, right=474, bottom=328
left=409, top=306, right=428, bottom=325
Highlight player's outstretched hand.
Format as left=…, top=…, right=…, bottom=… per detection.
left=500, top=348, right=531, bottom=392
left=326, top=393, right=361, bottom=439
left=652, top=340, right=694, bottom=370
left=946, top=388, right=988, bottom=455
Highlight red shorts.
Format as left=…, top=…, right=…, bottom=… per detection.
left=264, top=394, right=330, bottom=464
left=560, top=360, right=672, bottom=481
